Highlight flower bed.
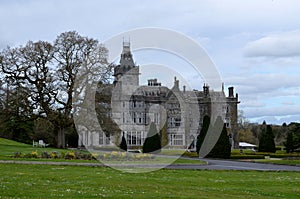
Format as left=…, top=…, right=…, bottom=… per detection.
left=12, top=151, right=154, bottom=161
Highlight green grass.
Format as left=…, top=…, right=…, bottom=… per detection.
left=255, top=159, right=300, bottom=166
left=172, top=158, right=204, bottom=164
left=0, top=138, right=204, bottom=165
left=0, top=163, right=299, bottom=198
left=160, top=149, right=186, bottom=156
left=0, top=138, right=299, bottom=198
left=0, top=138, right=70, bottom=159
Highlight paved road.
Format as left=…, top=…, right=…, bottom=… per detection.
left=1, top=159, right=299, bottom=171
left=167, top=158, right=300, bottom=171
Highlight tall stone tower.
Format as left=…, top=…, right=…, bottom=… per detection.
left=113, top=41, right=139, bottom=86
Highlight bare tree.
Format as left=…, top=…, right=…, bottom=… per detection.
left=53, top=31, right=112, bottom=147
left=0, top=31, right=112, bottom=148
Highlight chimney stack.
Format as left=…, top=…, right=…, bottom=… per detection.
left=203, top=83, right=209, bottom=96
left=174, top=76, right=179, bottom=89
left=228, top=87, right=234, bottom=97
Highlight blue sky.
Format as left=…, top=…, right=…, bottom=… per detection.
left=0, top=0, right=300, bottom=125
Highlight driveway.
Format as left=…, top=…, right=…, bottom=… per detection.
left=1, top=159, right=299, bottom=171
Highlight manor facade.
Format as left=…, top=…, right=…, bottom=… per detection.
left=78, top=42, right=240, bottom=149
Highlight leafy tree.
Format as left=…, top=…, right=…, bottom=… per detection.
left=0, top=81, right=35, bottom=143
left=143, top=122, right=161, bottom=153
left=196, top=115, right=210, bottom=154
left=258, top=124, right=276, bottom=153
left=207, top=118, right=231, bottom=159
left=120, top=133, right=127, bottom=151
left=33, top=117, right=55, bottom=146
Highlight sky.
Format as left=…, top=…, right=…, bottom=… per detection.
left=0, top=0, right=300, bottom=125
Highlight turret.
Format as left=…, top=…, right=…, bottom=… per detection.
left=113, top=41, right=139, bottom=86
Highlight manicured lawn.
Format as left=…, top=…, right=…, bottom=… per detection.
left=0, top=138, right=204, bottom=165
left=0, top=138, right=70, bottom=159
left=255, top=159, right=300, bottom=166
left=0, top=163, right=299, bottom=198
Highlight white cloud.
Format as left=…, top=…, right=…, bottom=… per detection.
left=251, top=115, right=300, bottom=125
left=244, top=105, right=300, bottom=118
left=282, top=101, right=296, bottom=106
left=244, top=30, right=300, bottom=57
left=239, top=100, right=265, bottom=108
left=225, top=73, right=300, bottom=96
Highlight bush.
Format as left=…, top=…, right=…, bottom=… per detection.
left=206, top=118, right=231, bottom=159
left=13, top=152, right=24, bottom=158
left=41, top=151, right=50, bottom=159
left=65, top=151, right=76, bottom=159
left=196, top=115, right=210, bottom=155
left=183, top=151, right=198, bottom=158
left=98, top=151, right=153, bottom=161
left=143, top=122, right=161, bottom=153
left=230, top=155, right=265, bottom=159
left=50, top=151, right=59, bottom=159
left=120, top=133, right=127, bottom=151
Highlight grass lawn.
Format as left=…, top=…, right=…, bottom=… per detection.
left=0, top=138, right=70, bottom=159
left=0, top=163, right=299, bottom=198
left=255, top=159, right=300, bottom=166
left=0, top=138, right=204, bottom=165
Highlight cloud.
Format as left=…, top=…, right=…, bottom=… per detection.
left=224, top=73, right=300, bottom=124
left=282, top=101, right=296, bottom=106
left=224, top=73, right=300, bottom=97
left=244, top=30, right=300, bottom=57
left=251, top=115, right=300, bottom=125
left=239, top=100, right=265, bottom=108
left=244, top=105, right=300, bottom=118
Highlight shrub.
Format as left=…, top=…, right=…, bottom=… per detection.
left=41, top=151, right=50, bottom=159
left=207, top=118, right=231, bottom=159
left=143, top=122, right=161, bottom=153
left=196, top=115, right=210, bottom=155
left=120, top=133, right=127, bottom=151
left=183, top=151, right=198, bottom=158
left=65, top=151, right=76, bottom=159
left=13, top=152, right=23, bottom=158
left=230, top=155, right=265, bottom=159
left=31, top=151, right=39, bottom=158
left=60, top=152, right=65, bottom=159
left=91, top=153, right=99, bottom=160
left=98, top=151, right=153, bottom=161
left=50, top=151, right=59, bottom=159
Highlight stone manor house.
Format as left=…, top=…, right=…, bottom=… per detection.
left=78, top=42, right=240, bottom=149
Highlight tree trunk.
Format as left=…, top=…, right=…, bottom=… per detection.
left=57, top=128, right=65, bottom=148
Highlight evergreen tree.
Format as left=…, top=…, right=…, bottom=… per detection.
left=143, top=122, right=161, bottom=153
left=207, top=121, right=232, bottom=159
left=284, top=122, right=300, bottom=153
left=159, top=123, right=168, bottom=148
left=285, top=131, right=294, bottom=153
left=258, top=124, right=276, bottom=153
left=120, top=133, right=127, bottom=151
left=196, top=115, right=210, bottom=154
